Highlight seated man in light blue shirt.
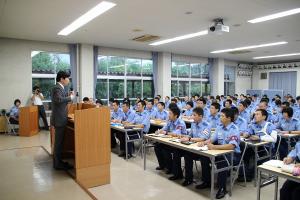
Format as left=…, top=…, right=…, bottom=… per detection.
left=207, top=102, right=221, bottom=129
left=293, top=96, right=300, bottom=119
left=195, top=97, right=209, bottom=119
left=196, top=108, right=241, bottom=199
left=182, top=101, right=194, bottom=117
left=9, top=99, right=21, bottom=124
left=232, top=107, right=248, bottom=135
left=154, top=104, right=187, bottom=175
left=111, top=100, right=124, bottom=148
left=276, top=107, right=300, bottom=160
left=238, top=101, right=250, bottom=123
left=182, top=107, right=211, bottom=186
left=165, top=96, right=170, bottom=110
left=280, top=141, right=300, bottom=200
left=153, top=97, right=159, bottom=111
left=145, top=99, right=157, bottom=119
left=152, top=102, right=168, bottom=120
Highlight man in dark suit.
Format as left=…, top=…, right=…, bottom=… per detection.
left=51, top=71, right=74, bottom=170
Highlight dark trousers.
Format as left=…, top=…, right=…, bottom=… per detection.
left=111, top=129, right=117, bottom=148
left=53, top=126, right=65, bottom=167
left=9, top=117, right=19, bottom=124
left=199, top=154, right=241, bottom=189
left=169, top=148, right=184, bottom=177
left=37, top=105, right=49, bottom=129
left=184, top=152, right=200, bottom=182
left=276, top=138, right=288, bottom=160
left=154, top=143, right=173, bottom=171
left=280, top=180, right=300, bottom=200
left=116, top=131, right=141, bottom=155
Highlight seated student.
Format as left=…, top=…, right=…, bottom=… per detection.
left=111, top=100, right=125, bottom=148
left=154, top=104, right=187, bottom=174
left=280, top=141, right=300, bottom=200
left=207, top=102, right=221, bottom=129
left=223, top=99, right=233, bottom=109
left=181, top=107, right=211, bottom=186
left=195, top=97, right=209, bottom=119
left=152, top=102, right=168, bottom=120
left=175, top=97, right=182, bottom=110
left=132, top=97, right=141, bottom=110
left=95, top=99, right=104, bottom=108
left=257, top=99, right=276, bottom=122
left=9, top=99, right=21, bottom=124
left=293, top=96, right=300, bottom=118
left=165, top=96, right=170, bottom=109
left=276, top=107, right=300, bottom=160
left=181, top=96, right=189, bottom=108
left=153, top=97, right=159, bottom=111
left=108, top=97, right=114, bottom=110
left=238, top=101, right=250, bottom=123
left=145, top=99, right=156, bottom=119
left=116, top=101, right=136, bottom=158
left=241, top=109, right=277, bottom=181
left=182, top=101, right=194, bottom=117
left=122, top=100, right=150, bottom=158
left=232, top=107, right=248, bottom=134
left=196, top=108, right=241, bottom=199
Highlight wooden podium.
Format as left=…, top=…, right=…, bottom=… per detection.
left=51, top=103, right=111, bottom=188
left=19, top=106, right=39, bottom=137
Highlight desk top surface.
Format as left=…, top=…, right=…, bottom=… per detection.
left=110, top=123, right=143, bottom=132
left=258, top=164, right=300, bottom=183
left=280, top=133, right=300, bottom=138
left=145, top=134, right=233, bottom=157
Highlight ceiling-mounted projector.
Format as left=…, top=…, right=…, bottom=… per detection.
left=209, top=18, right=229, bottom=34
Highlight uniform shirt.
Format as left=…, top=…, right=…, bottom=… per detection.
left=239, top=110, right=250, bottom=123
left=162, top=118, right=187, bottom=135
left=293, top=104, right=300, bottom=119
left=189, top=120, right=211, bottom=140
left=31, top=93, right=44, bottom=106
left=211, top=122, right=240, bottom=153
left=145, top=107, right=156, bottom=118
left=165, top=100, right=170, bottom=109
left=247, top=120, right=276, bottom=137
left=121, top=109, right=136, bottom=123
left=132, top=110, right=150, bottom=133
left=203, top=107, right=210, bottom=119
left=176, top=102, right=183, bottom=110
left=111, top=108, right=125, bottom=121
left=234, top=116, right=248, bottom=134
left=153, top=109, right=169, bottom=120
left=181, top=101, right=187, bottom=109
left=183, top=108, right=193, bottom=116
left=207, top=113, right=221, bottom=128
left=9, top=106, right=19, bottom=119
left=288, top=141, right=300, bottom=161
left=276, top=117, right=300, bottom=131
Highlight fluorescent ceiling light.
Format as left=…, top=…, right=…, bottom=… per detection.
left=58, top=1, right=116, bottom=36
left=253, top=53, right=300, bottom=59
left=149, top=30, right=208, bottom=46
left=248, top=8, right=300, bottom=23
left=210, top=41, right=287, bottom=54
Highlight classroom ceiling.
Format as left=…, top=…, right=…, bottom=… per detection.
left=0, top=0, right=300, bottom=63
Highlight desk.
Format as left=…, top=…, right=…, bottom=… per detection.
left=257, top=164, right=300, bottom=200
left=51, top=104, right=111, bottom=188
left=19, top=106, right=39, bottom=137
left=280, top=133, right=300, bottom=151
left=110, top=124, right=143, bottom=161
left=241, top=139, right=272, bottom=186
left=144, top=134, right=234, bottom=200
left=150, top=119, right=166, bottom=128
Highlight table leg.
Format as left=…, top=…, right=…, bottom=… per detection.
left=210, top=156, right=215, bottom=200
left=143, top=138, right=146, bottom=170
left=257, top=169, right=261, bottom=200
left=274, top=177, right=278, bottom=200
left=229, top=152, right=233, bottom=196
left=125, top=131, right=128, bottom=161
left=254, top=146, right=258, bottom=187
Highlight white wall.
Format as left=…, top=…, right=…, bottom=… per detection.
left=252, top=67, right=300, bottom=96
left=157, top=52, right=172, bottom=98
left=210, top=58, right=224, bottom=96
left=0, top=38, right=69, bottom=110
left=79, top=44, right=94, bottom=99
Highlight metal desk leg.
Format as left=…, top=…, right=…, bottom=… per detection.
left=274, top=177, right=278, bottom=200
left=257, top=169, right=261, bottom=200
left=143, top=138, right=146, bottom=170
left=125, top=130, right=128, bottom=161
left=254, top=146, right=258, bottom=187
left=210, top=156, right=215, bottom=200
left=229, top=152, right=233, bottom=196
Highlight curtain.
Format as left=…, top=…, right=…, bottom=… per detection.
left=269, top=71, right=296, bottom=97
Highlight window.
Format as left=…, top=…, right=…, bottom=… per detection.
left=224, top=66, right=235, bottom=96
left=32, top=51, right=71, bottom=101
left=96, top=55, right=153, bottom=103
left=171, top=61, right=210, bottom=97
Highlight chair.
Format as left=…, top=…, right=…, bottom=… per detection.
left=273, top=134, right=282, bottom=160
left=5, top=113, right=18, bottom=135
left=231, top=142, right=248, bottom=188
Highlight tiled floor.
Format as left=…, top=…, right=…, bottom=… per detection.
left=0, top=131, right=284, bottom=200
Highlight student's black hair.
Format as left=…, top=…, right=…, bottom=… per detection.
left=169, top=105, right=181, bottom=118
left=193, top=107, right=203, bottom=116
left=154, top=97, right=159, bottom=101
left=275, top=99, right=282, bottom=106
left=239, top=101, right=248, bottom=108
left=296, top=96, right=300, bottom=101
left=223, top=99, right=232, bottom=107
left=56, top=71, right=70, bottom=82
left=156, top=95, right=161, bottom=99
left=113, top=100, right=120, bottom=106
left=231, top=107, right=239, bottom=115
left=33, top=85, right=40, bottom=91
left=122, top=101, right=130, bottom=107
left=186, top=101, right=194, bottom=108
left=143, top=98, right=148, bottom=101
left=148, top=99, right=154, bottom=105
left=165, top=96, right=170, bottom=99
left=216, top=95, right=221, bottom=100
left=197, top=97, right=206, bottom=104
left=275, top=94, right=281, bottom=99
left=282, top=107, right=293, bottom=118
left=291, top=99, right=296, bottom=104
left=260, top=98, right=269, bottom=103
left=109, top=97, right=114, bottom=102
left=138, top=100, right=146, bottom=107
left=221, top=108, right=235, bottom=122
left=14, top=99, right=21, bottom=105
left=171, top=98, right=178, bottom=103
left=256, top=109, right=268, bottom=120
left=282, top=101, right=290, bottom=107
left=211, top=102, right=220, bottom=111
left=168, top=102, right=178, bottom=109
left=210, top=96, right=215, bottom=99
left=158, top=102, right=165, bottom=108
left=83, top=97, right=89, bottom=102
left=95, top=99, right=103, bottom=105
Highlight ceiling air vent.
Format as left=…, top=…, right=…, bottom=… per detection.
left=260, top=73, right=267, bottom=79
left=132, top=34, right=160, bottom=42
left=228, top=50, right=252, bottom=55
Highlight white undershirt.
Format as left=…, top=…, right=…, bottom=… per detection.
left=32, top=93, right=43, bottom=106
